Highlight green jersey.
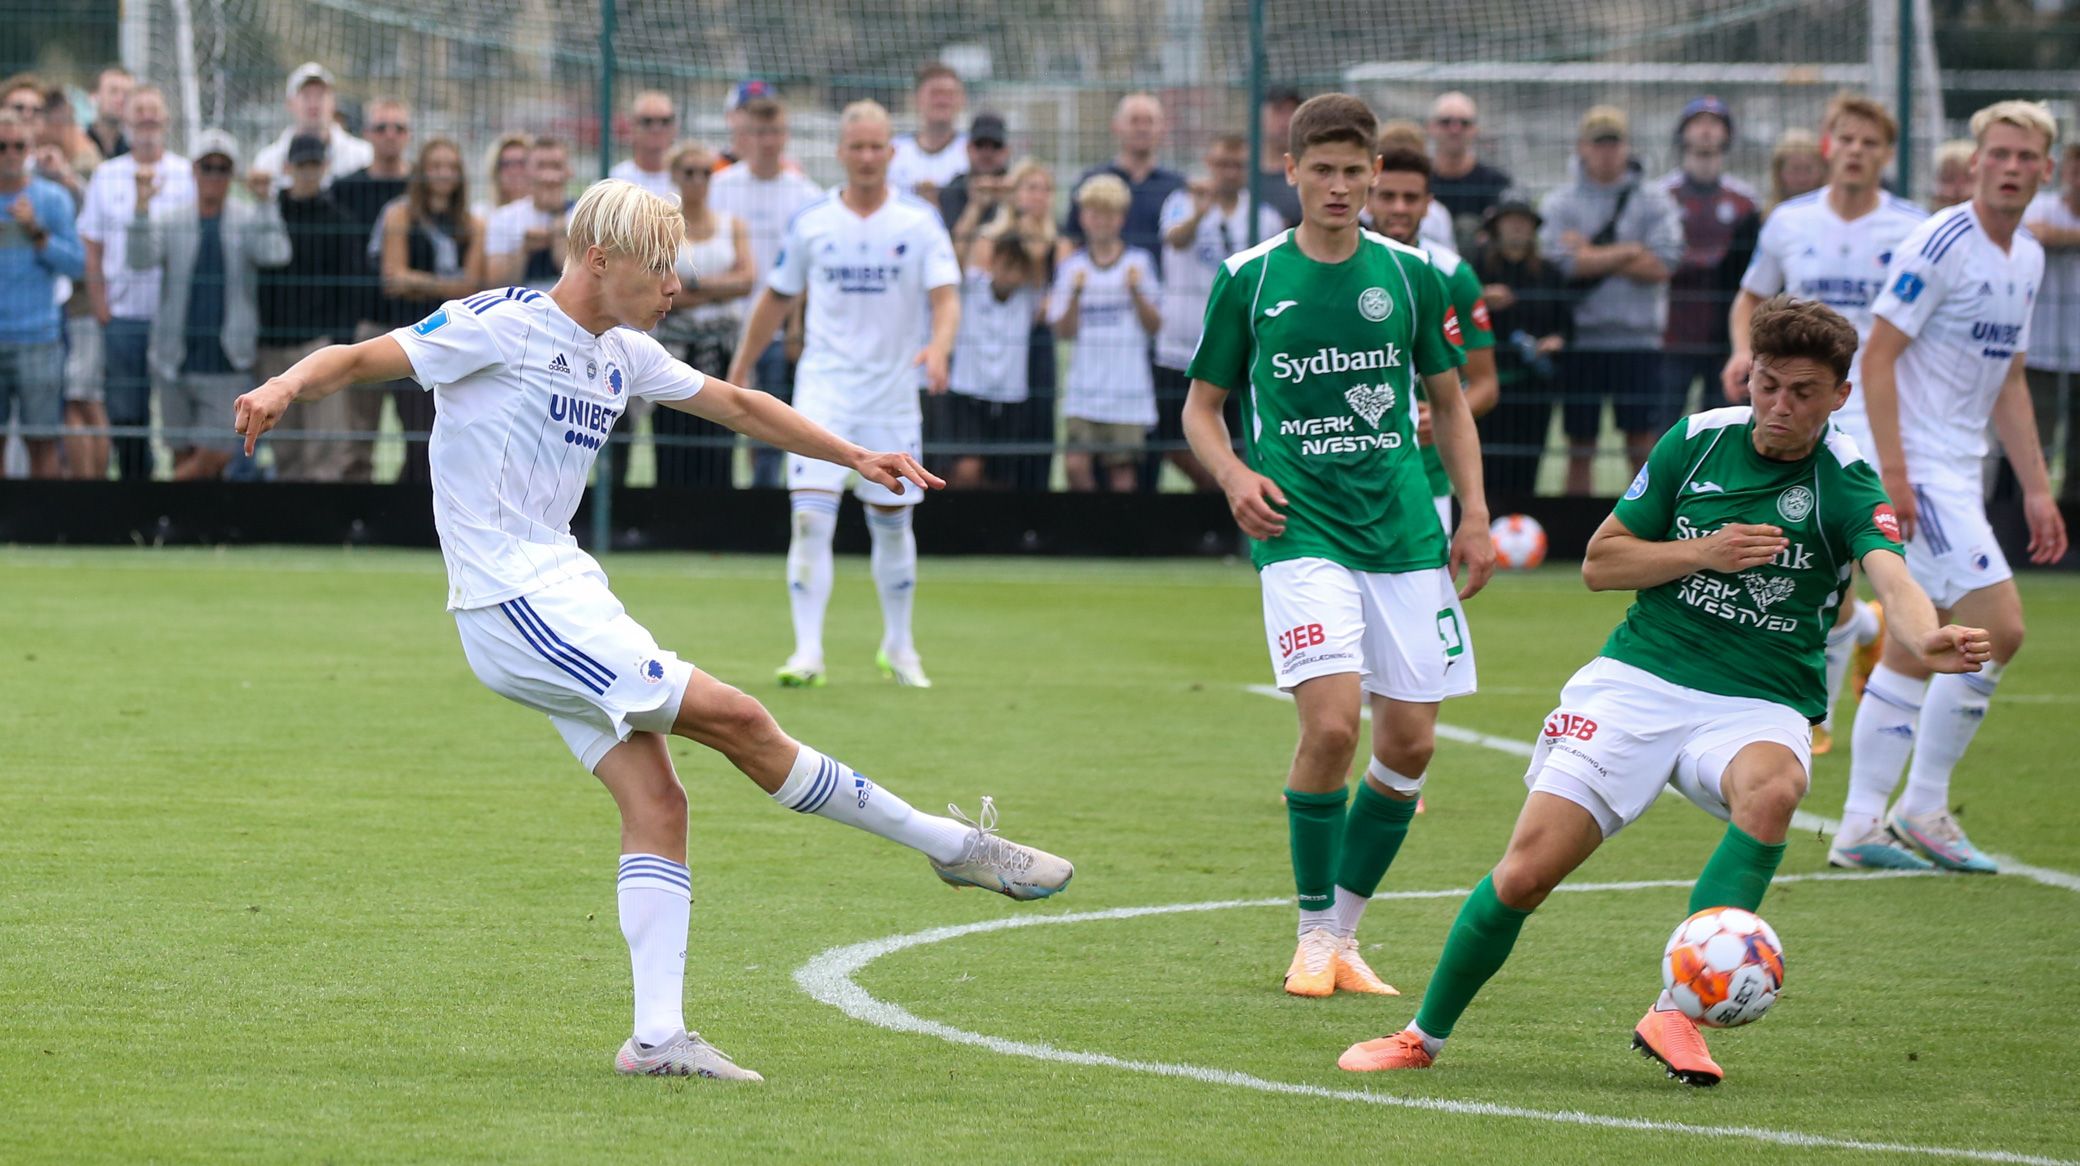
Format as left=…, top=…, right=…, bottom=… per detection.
left=1414, top=239, right=1496, bottom=498
left=1602, top=408, right=1905, bottom=720
left=1189, top=229, right=1466, bottom=574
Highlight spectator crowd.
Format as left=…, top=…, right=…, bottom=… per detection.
left=3, top=59, right=2074, bottom=503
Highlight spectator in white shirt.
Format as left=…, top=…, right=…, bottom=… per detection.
left=2023, top=141, right=2080, bottom=502
left=1050, top=174, right=1161, bottom=493
left=608, top=91, right=677, bottom=198
left=488, top=137, right=573, bottom=291
left=652, top=141, right=755, bottom=487
left=941, top=231, right=1045, bottom=489
left=251, top=62, right=372, bottom=189
left=889, top=62, right=967, bottom=211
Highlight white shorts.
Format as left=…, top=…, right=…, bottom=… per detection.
left=453, top=571, right=697, bottom=772
left=785, top=399, right=924, bottom=507
left=1524, top=657, right=1812, bottom=838
left=1905, top=477, right=2011, bottom=608
left=1261, top=557, right=1476, bottom=701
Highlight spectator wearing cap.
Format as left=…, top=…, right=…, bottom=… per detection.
left=889, top=62, right=968, bottom=209
left=78, top=84, right=192, bottom=479
left=86, top=65, right=130, bottom=162
left=0, top=107, right=85, bottom=478
left=1256, top=86, right=1304, bottom=228
left=1658, top=96, right=1759, bottom=429
left=1473, top=198, right=1573, bottom=497
left=720, top=79, right=774, bottom=169
left=936, top=112, right=1010, bottom=235
left=1065, top=93, right=1186, bottom=265
left=261, top=132, right=368, bottom=482
left=1428, top=91, right=1513, bottom=251
left=1538, top=103, right=1684, bottom=494
left=709, top=92, right=821, bottom=486
left=1154, top=132, right=1282, bottom=491
left=608, top=90, right=677, bottom=198
left=127, top=128, right=289, bottom=480
left=251, top=63, right=372, bottom=190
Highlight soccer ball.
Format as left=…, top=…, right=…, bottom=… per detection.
left=1661, top=907, right=1786, bottom=1028
left=1489, top=514, right=1548, bottom=570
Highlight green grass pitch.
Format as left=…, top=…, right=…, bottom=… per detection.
left=3, top=548, right=2077, bottom=1164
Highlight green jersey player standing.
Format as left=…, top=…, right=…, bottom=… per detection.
left=1366, top=144, right=1500, bottom=533
left=1183, top=94, right=1496, bottom=1000
left=1338, top=296, right=1991, bottom=1086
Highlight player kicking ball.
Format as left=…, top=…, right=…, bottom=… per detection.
left=1338, top=296, right=1989, bottom=1085
left=1183, top=94, right=1494, bottom=999
left=232, top=179, right=1071, bottom=1082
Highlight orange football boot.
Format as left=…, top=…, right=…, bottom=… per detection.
left=1632, top=1002, right=1724, bottom=1087
left=1338, top=1029, right=1434, bottom=1072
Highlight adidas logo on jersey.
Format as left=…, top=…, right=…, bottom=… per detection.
left=548, top=353, right=571, bottom=375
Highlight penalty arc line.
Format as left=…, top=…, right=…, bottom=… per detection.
left=794, top=875, right=2073, bottom=1166
left=1242, top=684, right=2080, bottom=894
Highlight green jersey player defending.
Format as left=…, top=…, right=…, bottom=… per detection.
left=1184, top=94, right=1496, bottom=999
left=1339, top=296, right=1991, bottom=1085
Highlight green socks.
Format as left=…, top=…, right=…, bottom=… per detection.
left=1336, top=780, right=1419, bottom=899
left=1285, top=787, right=1347, bottom=913
left=1688, top=823, right=1787, bottom=915
left=1412, top=874, right=1532, bottom=1040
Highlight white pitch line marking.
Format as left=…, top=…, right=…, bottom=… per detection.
left=1242, top=684, right=2080, bottom=894
left=796, top=880, right=2071, bottom=1166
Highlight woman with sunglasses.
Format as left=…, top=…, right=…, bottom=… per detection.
left=650, top=141, right=753, bottom=487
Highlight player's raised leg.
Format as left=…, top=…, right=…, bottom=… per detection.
left=667, top=665, right=1072, bottom=899
left=1283, top=671, right=1363, bottom=997
left=1338, top=790, right=1603, bottom=1071
left=779, top=489, right=839, bottom=686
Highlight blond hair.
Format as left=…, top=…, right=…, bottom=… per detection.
left=1969, top=100, right=2057, bottom=151
left=840, top=100, right=891, bottom=133
left=565, top=179, right=683, bottom=274
left=1075, top=172, right=1130, bottom=212
left=1934, top=138, right=1975, bottom=174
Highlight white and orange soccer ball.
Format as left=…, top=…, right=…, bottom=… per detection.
left=1662, top=907, right=1786, bottom=1028
left=1489, top=514, right=1547, bottom=570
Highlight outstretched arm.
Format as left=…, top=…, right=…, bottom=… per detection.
left=233, top=335, right=415, bottom=455
left=1862, top=550, right=1992, bottom=673
left=665, top=376, right=945, bottom=498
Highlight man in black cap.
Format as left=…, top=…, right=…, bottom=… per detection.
left=934, top=112, right=1009, bottom=232
left=1473, top=198, right=1573, bottom=497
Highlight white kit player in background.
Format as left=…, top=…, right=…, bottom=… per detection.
left=232, top=179, right=1069, bottom=1082
left=729, top=100, right=961, bottom=690
left=1843, top=100, right=2069, bottom=872
left=1724, top=94, right=1926, bottom=765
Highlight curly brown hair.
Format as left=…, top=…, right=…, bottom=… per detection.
left=1751, top=294, right=1858, bottom=383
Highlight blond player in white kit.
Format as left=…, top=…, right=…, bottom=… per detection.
left=1844, top=100, right=2069, bottom=873
left=1724, top=94, right=1927, bottom=772
left=232, top=179, right=1070, bottom=1082
left=730, top=101, right=960, bottom=690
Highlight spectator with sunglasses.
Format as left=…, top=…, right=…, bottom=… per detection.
left=0, top=107, right=85, bottom=478
left=1427, top=92, right=1512, bottom=252
left=609, top=90, right=677, bottom=198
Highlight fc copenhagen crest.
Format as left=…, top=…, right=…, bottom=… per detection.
left=1358, top=287, right=1392, bottom=322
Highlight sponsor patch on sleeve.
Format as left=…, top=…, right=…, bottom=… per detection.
left=1873, top=502, right=1902, bottom=543
left=1442, top=306, right=1463, bottom=346
left=1623, top=463, right=1651, bottom=500
left=1471, top=299, right=1491, bottom=332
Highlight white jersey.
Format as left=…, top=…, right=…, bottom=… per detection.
left=389, top=287, right=705, bottom=610
left=77, top=153, right=195, bottom=320
left=1741, top=186, right=1927, bottom=422
left=1870, top=202, right=2044, bottom=486
left=769, top=190, right=960, bottom=424
left=2023, top=190, right=2080, bottom=373
left=1154, top=188, right=1285, bottom=370
left=888, top=132, right=969, bottom=197
left=1421, top=201, right=1454, bottom=249
left=607, top=159, right=675, bottom=199
left=485, top=197, right=567, bottom=291
left=1049, top=245, right=1161, bottom=426
left=708, top=164, right=825, bottom=311
left=949, top=268, right=1040, bottom=404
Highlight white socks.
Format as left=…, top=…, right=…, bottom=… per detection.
left=1299, top=907, right=1338, bottom=938
left=786, top=492, right=838, bottom=664
left=617, top=854, right=691, bottom=1046
left=770, top=743, right=971, bottom=864
left=866, top=507, right=918, bottom=661
left=1330, top=885, right=1368, bottom=938
left=1899, top=662, right=2003, bottom=817
left=1844, top=664, right=1928, bottom=832
left=1820, top=600, right=1879, bottom=732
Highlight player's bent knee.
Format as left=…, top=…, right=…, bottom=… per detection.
left=1490, top=856, right=1559, bottom=912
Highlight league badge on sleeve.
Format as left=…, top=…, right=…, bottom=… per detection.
left=1891, top=271, right=1926, bottom=304
left=1623, top=463, right=1651, bottom=500
left=412, top=308, right=450, bottom=336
